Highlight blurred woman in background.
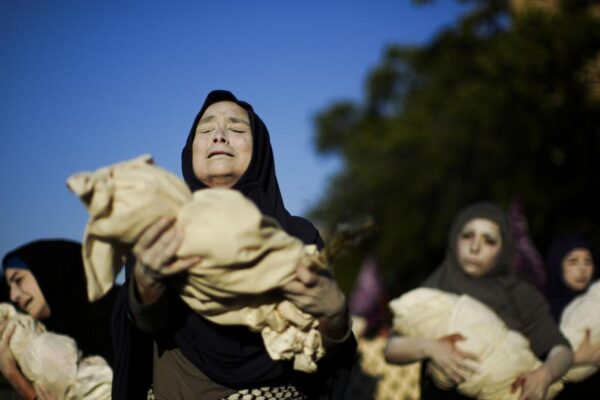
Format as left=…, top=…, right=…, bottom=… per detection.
left=385, top=202, right=573, bottom=400
left=0, top=239, right=117, bottom=399
left=545, top=234, right=600, bottom=397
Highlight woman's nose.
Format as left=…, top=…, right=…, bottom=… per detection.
left=10, top=287, right=21, bottom=304
left=575, top=263, right=588, bottom=273
left=470, top=239, right=481, bottom=253
left=212, top=128, right=228, bottom=143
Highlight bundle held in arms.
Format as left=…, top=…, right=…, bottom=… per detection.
left=0, top=304, right=112, bottom=399
left=67, top=155, right=326, bottom=372
left=389, top=288, right=563, bottom=400
left=560, top=280, right=600, bottom=382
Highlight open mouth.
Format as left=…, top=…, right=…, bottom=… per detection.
left=21, top=299, right=32, bottom=312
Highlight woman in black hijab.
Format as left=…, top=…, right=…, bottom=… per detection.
left=545, top=234, right=598, bottom=321
left=545, top=234, right=600, bottom=399
left=111, top=90, right=355, bottom=400
left=385, top=203, right=573, bottom=400
left=0, top=239, right=117, bottom=397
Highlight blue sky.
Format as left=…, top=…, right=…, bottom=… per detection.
left=0, top=0, right=468, bottom=257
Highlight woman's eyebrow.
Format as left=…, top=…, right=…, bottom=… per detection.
left=229, top=117, right=250, bottom=126
left=198, top=115, right=214, bottom=124
left=7, top=273, right=18, bottom=283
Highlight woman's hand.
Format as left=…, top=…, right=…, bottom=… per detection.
left=428, top=333, right=478, bottom=386
left=574, top=328, right=600, bottom=366
left=512, top=344, right=571, bottom=400
left=511, top=366, right=553, bottom=400
left=0, top=320, right=36, bottom=400
left=133, top=217, right=200, bottom=304
left=282, top=260, right=348, bottom=340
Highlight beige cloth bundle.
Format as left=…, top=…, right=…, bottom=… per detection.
left=0, top=303, right=112, bottom=399
left=390, top=288, right=563, bottom=399
left=560, top=280, right=600, bottom=382
left=66, top=155, right=325, bottom=372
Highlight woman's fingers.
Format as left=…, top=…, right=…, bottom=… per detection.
left=161, top=256, right=202, bottom=276
left=0, top=322, right=15, bottom=346
left=295, top=264, right=319, bottom=287
left=456, top=358, right=477, bottom=376
left=136, top=217, right=174, bottom=250
left=584, top=328, right=592, bottom=342
left=449, top=369, right=466, bottom=385
left=281, top=280, right=303, bottom=294
left=511, top=375, right=526, bottom=394
left=0, top=320, right=7, bottom=337
left=134, top=218, right=186, bottom=274
left=435, top=360, right=466, bottom=385
left=158, top=228, right=183, bottom=263
left=3, top=325, right=15, bottom=346
left=443, top=333, right=466, bottom=345
left=457, top=348, right=479, bottom=362
left=141, top=227, right=178, bottom=265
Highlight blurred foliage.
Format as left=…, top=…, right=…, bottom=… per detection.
left=312, top=0, right=600, bottom=298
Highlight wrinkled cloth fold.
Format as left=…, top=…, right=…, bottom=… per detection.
left=560, top=280, right=600, bottom=382
left=0, top=303, right=112, bottom=399
left=389, top=288, right=563, bottom=400
left=67, top=155, right=326, bottom=372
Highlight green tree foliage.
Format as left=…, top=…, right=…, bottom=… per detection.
left=312, top=1, right=600, bottom=297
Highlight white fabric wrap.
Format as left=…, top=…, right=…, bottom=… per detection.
left=389, top=288, right=563, bottom=400
left=560, top=280, right=600, bottom=382
left=0, top=303, right=112, bottom=399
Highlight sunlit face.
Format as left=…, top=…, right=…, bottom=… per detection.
left=192, top=101, right=253, bottom=188
left=457, top=218, right=503, bottom=278
left=562, top=248, right=594, bottom=291
left=5, top=268, right=50, bottom=319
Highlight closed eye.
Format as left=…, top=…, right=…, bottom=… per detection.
left=197, top=124, right=214, bottom=134
left=228, top=123, right=248, bottom=133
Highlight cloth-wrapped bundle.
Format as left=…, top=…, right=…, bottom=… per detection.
left=560, top=280, right=600, bottom=382
left=389, top=288, right=563, bottom=400
left=0, top=303, right=112, bottom=399
left=66, top=154, right=325, bottom=372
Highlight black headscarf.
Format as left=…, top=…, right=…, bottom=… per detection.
left=1, top=239, right=116, bottom=366
left=423, top=202, right=568, bottom=357
left=112, top=90, right=354, bottom=399
left=545, top=234, right=598, bottom=321
left=181, top=90, right=323, bottom=246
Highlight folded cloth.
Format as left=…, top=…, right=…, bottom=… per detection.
left=66, top=155, right=326, bottom=372
left=0, top=303, right=112, bottom=400
left=389, top=288, right=563, bottom=400
left=560, top=280, right=600, bottom=382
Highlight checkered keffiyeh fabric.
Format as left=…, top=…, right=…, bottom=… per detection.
left=347, top=334, right=420, bottom=400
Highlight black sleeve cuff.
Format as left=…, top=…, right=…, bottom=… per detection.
left=128, top=275, right=170, bottom=334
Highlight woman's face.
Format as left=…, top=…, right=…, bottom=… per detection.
left=192, top=101, right=253, bottom=188
left=457, top=218, right=503, bottom=278
left=5, top=268, right=50, bottom=319
left=562, top=248, right=594, bottom=291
